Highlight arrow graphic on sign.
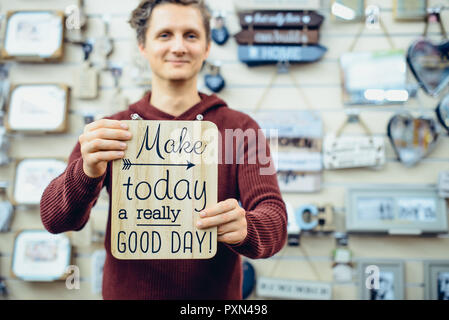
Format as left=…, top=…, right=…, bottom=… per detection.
left=122, top=158, right=196, bottom=171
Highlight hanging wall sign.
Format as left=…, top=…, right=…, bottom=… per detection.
left=387, top=113, right=440, bottom=167
left=323, top=134, right=386, bottom=169
left=6, top=84, right=69, bottom=133
left=239, top=11, right=324, bottom=29
left=12, top=158, right=67, bottom=206
left=73, top=41, right=99, bottom=100
left=204, top=61, right=226, bottom=93
left=211, top=12, right=230, bottom=46
left=346, top=186, right=448, bottom=234
left=11, top=230, right=71, bottom=281
left=235, top=29, right=319, bottom=45
left=252, top=110, right=323, bottom=192
left=233, top=0, right=320, bottom=10
left=256, top=277, right=332, bottom=300
left=407, top=39, right=449, bottom=97
left=393, top=0, right=427, bottom=21
left=341, top=50, right=409, bottom=105
left=436, top=93, right=449, bottom=133
left=111, top=121, right=218, bottom=260
left=2, top=11, right=64, bottom=62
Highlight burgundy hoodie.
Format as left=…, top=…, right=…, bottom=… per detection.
left=40, top=91, right=287, bottom=300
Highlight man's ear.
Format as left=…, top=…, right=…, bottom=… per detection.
left=204, top=41, right=211, bottom=59
left=138, top=42, right=146, bottom=56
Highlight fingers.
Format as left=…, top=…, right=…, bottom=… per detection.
left=200, top=199, right=239, bottom=218
left=197, top=206, right=245, bottom=229
left=84, top=119, right=128, bottom=133
left=81, top=139, right=128, bottom=154
left=82, top=128, right=132, bottom=143
left=217, top=231, right=245, bottom=245
left=84, top=150, right=125, bottom=165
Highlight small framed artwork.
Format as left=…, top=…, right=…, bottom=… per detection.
left=424, top=260, right=449, bottom=300
left=12, top=158, right=67, bottom=206
left=340, top=51, right=409, bottom=105
left=2, top=11, right=65, bottom=62
left=346, top=186, right=448, bottom=234
left=358, top=259, right=405, bottom=300
left=393, top=0, right=427, bottom=21
left=11, top=229, right=71, bottom=281
left=5, top=84, right=69, bottom=133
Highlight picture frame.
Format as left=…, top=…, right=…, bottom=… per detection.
left=424, top=260, right=449, bottom=300
left=11, top=158, right=67, bottom=206
left=345, top=186, right=448, bottom=234
left=393, top=0, right=427, bottom=21
left=5, top=84, right=69, bottom=134
left=357, top=259, right=405, bottom=300
left=2, top=11, right=65, bottom=62
left=11, top=229, right=71, bottom=281
left=340, top=50, right=409, bottom=105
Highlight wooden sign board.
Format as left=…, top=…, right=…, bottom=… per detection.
left=111, top=121, right=218, bottom=260
left=238, top=44, right=327, bottom=66
left=235, top=29, right=319, bottom=45
left=233, top=0, right=320, bottom=11
left=239, top=11, right=324, bottom=29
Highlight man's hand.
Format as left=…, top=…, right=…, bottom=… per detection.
left=196, top=198, right=247, bottom=245
left=79, top=119, right=132, bottom=178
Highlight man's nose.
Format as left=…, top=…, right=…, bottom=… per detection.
left=171, top=35, right=187, bottom=55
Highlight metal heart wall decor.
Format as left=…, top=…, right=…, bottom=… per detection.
left=407, top=39, right=449, bottom=96
left=387, top=113, right=440, bottom=166
left=436, top=93, right=449, bottom=133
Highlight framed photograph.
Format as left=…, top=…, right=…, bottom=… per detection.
left=346, top=186, right=448, bottom=234
left=393, top=0, right=427, bottom=21
left=12, top=158, right=67, bottom=206
left=331, top=0, right=365, bottom=22
left=424, top=260, right=449, bottom=300
left=5, top=84, right=69, bottom=133
left=358, top=259, right=405, bottom=300
left=11, top=229, right=71, bottom=281
left=340, top=51, right=409, bottom=105
left=2, top=11, right=65, bottom=62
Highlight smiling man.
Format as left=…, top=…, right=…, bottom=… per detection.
left=40, top=0, right=287, bottom=300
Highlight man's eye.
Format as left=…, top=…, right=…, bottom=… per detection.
left=159, top=33, right=169, bottom=38
left=187, top=33, right=198, bottom=39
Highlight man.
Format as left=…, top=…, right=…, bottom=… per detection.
left=40, top=0, right=287, bottom=299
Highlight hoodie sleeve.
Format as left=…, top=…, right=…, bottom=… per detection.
left=226, top=118, right=288, bottom=259
left=40, top=141, right=107, bottom=234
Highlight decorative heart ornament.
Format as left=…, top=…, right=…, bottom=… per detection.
left=212, top=26, right=229, bottom=45
left=407, top=39, right=449, bottom=96
left=387, top=113, right=440, bottom=166
left=205, top=73, right=225, bottom=93
left=436, top=93, right=449, bottom=133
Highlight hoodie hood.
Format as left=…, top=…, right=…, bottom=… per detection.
left=128, top=91, right=228, bottom=121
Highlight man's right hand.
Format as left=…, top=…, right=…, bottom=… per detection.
left=79, top=119, right=132, bottom=178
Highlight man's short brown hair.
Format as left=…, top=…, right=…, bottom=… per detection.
left=129, top=0, right=212, bottom=46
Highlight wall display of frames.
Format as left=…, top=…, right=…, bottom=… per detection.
left=12, top=158, right=67, bottom=206
left=5, top=84, right=69, bottom=134
left=346, top=186, right=448, bottom=235
left=11, top=230, right=71, bottom=281
left=2, top=11, right=65, bottom=62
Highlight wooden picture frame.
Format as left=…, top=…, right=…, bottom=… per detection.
left=5, top=84, right=69, bottom=134
left=393, top=0, right=427, bottom=21
left=11, top=158, right=67, bottom=206
left=2, top=11, right=65, bottom=62
left=345, top=186, right=448, bottom=235
left=424, top=260, right=449, bottom=300
left=11, top=229, right=71, bottom=281
left=358, top=259, right=405, bottom=300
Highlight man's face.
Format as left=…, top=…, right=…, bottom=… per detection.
left=138, top=4, right=211, bottom=83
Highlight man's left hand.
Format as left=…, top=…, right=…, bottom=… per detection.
left=196, top=198, right=247, bottom=245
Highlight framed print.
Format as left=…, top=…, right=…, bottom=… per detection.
left=11, top=230, right=71, bottom=281
left=393, top=0, right=427, bottom=21
left=2, top=11, right=65, bottom=62
left=6, top=84, right=69, bottom=133
left=340, top=50, right=409, bottom=105
left=358, top=259, right=405, bottom=300
left=12, top=158, right=67, bottom=206
left=424, top=260, right=449, bottom=300
left=346, top=186, right=448, bottom=234
left=331, top=0, right=365, bottom=22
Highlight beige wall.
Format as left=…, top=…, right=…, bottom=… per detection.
left=0, top=0, right=448, bottom=299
